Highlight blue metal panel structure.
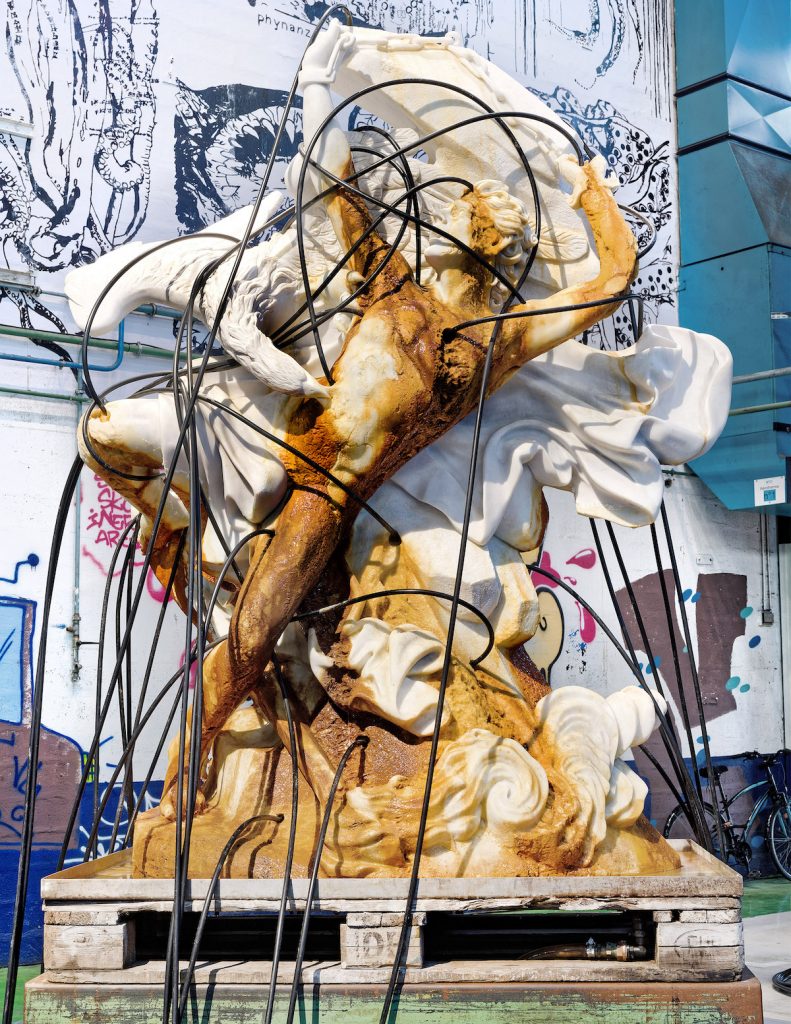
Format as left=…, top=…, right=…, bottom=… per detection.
left=676, top=0, right=791, bottom=512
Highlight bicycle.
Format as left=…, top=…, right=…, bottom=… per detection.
left=663, top=749, right=791, bottom=880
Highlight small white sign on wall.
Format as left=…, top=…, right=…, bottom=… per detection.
left=754, top=475, right=786, bottom=506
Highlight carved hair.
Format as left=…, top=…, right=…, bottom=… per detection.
left=472, top=179, right=537, bottom=309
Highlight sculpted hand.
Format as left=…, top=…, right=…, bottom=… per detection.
left=298, top=19, right=355, bottom=87
left=559, top=153, right=618, bottom=209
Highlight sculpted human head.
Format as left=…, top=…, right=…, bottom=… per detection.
left=425, top=179, right=537, bottom=307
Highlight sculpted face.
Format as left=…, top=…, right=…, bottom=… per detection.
left=424, top=195, right=475, bottom=273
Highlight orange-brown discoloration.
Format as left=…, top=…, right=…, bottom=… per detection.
left=104, top=154, right=655, bottom=876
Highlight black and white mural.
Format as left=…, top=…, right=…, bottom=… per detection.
left=174, top=84, right=301, bottom=233
left=1, top=0, right=158, bottom=273
left=1, top=0, right=676, bottom=341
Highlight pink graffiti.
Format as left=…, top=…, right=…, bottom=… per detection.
left=82, top=475, right=174, bottom=604
left=532, top=550, right=560, bottom=588
left=531, top=547, right=598, bottom=645
left=85, top=474, right=133, bottom=548
left=81, top=546, right=173, bottom=606
left=566, top=547, right=596, bottom=571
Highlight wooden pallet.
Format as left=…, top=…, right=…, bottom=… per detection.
left=38, top=840, right=745, bottom=985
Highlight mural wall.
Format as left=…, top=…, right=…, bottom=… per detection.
left=0, top=0, right=784, bottom=958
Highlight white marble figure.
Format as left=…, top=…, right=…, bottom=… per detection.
left=65, top=24, right=733, bottom=876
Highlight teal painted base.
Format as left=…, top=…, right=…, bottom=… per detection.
left=24, top=975, right=764, bottom=1024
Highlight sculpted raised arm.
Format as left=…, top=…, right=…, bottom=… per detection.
left=292, top=23, right=412, bottom=296
left=494, top=155, right=638, bottom=384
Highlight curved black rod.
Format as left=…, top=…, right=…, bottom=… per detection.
left=114, top=515, right=141, bottom=827
left=618, top=202, right=657, bottom=258
left=126, top=529, right=188, bottom=749
left=451, top=291, right=646, bottom=335
left=275, top=101, right=612, bottom=348
left=589, top=519, right=701, bottom=838
left=292, top=141, right=415, bottom=376
left=166, top=375, right=208, bottom=1024
left=639, top=744, right=689, bottom=815
left=648, top=521, right=705, bottom=800
left=275, top=171, right=495, bottom=350
left=602, top=520, right=673, bottom=708
left=659, top=502, right=728, bottom=857
left=292, top=588, right=494, bottom=668
left=284, top=735, right=369, bottom=1024
left=161, top=10, right=357, bottom=1020
left=281, top=92, right=634, bottom=350
left=272, top=168, right=511, bottom=350
left=90, top=514, right=140, bottom=851
left=79, top=231, right=239, bottom=409
left=378, top=335, right=500, bottom=1024
left=263, top=654, right=301, bottom=1024
left=527, top=560, right=713, bottom=850
left=292, top=84, right=548, bottom=381
left=355, top=124, right=423, bottom=285
left=378, top=109, right=544, bottom=1018
left=105, top=518, right=242, bottom=858
left=167, top=270, right=246, bottom=587
left=2, top=456, right=83, bottom=1024
left=79, top=646, right=221, bottom=865
left=61, top=262, right=300, bottom=875
left=176, top=813, right=285, bottom=1023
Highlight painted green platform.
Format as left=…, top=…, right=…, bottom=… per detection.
left=24, top=976, right=764, bottom=1024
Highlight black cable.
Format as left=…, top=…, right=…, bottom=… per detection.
left=648, top=521, right=704, bottom=800
left=79, top=232, right=239, bottom=410
left=590, top=519, right=697, bottom=827
left=604, top=520, right=673, bottom=710
left=284, top=735, right=368, bottom=1024
left=90, top=515, right=140, bottom=853
left=195, top=395, right=401, bottom=543
left=292, top=89, right=547, bottom=382
left=263, top=654, right=301, bottom=1024
left=660, top=502, right=728, bottom=857
left=176, top=813, right=284, bottom=1022
left=293, top=588, right=494, bottom=668
left=527, top=560, right=712, bottom=849
left=1, top=456, right=82, bottom=1024
left=377, top=84, right=549, bottom=1018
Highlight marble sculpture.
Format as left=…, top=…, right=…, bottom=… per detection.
left=65, top=24, right=732, bottom=878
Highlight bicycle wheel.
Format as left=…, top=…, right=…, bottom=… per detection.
left=768, top=799, right=791, bottom=880
left=663, top=801, right=729, bottom=860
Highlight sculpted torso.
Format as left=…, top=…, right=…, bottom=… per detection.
left=66, top=25, right=732, bottom=878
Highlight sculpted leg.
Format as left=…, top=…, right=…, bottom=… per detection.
left=160, top=487, right=344, bottom=818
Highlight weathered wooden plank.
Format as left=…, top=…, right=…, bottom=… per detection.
left=40, top=955, right=744, bottom=986
left=340, top=923, right=423, bottom=968
left=24, top=973, right=763, bottom=1023
left=40, top=841, right=742, bottom=903
left=345, top=912, right=426, bottom=928
left=677, top=909, right=741, bottom=923
left=654, top=944, right=744, bottom=974
left=44, top=909, right=122, bottom=926
left=655, top=921, right=743, bottom=949
left=44, top=923, right=135, bottom=971
left=39, top=894, right=741, bottom=917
